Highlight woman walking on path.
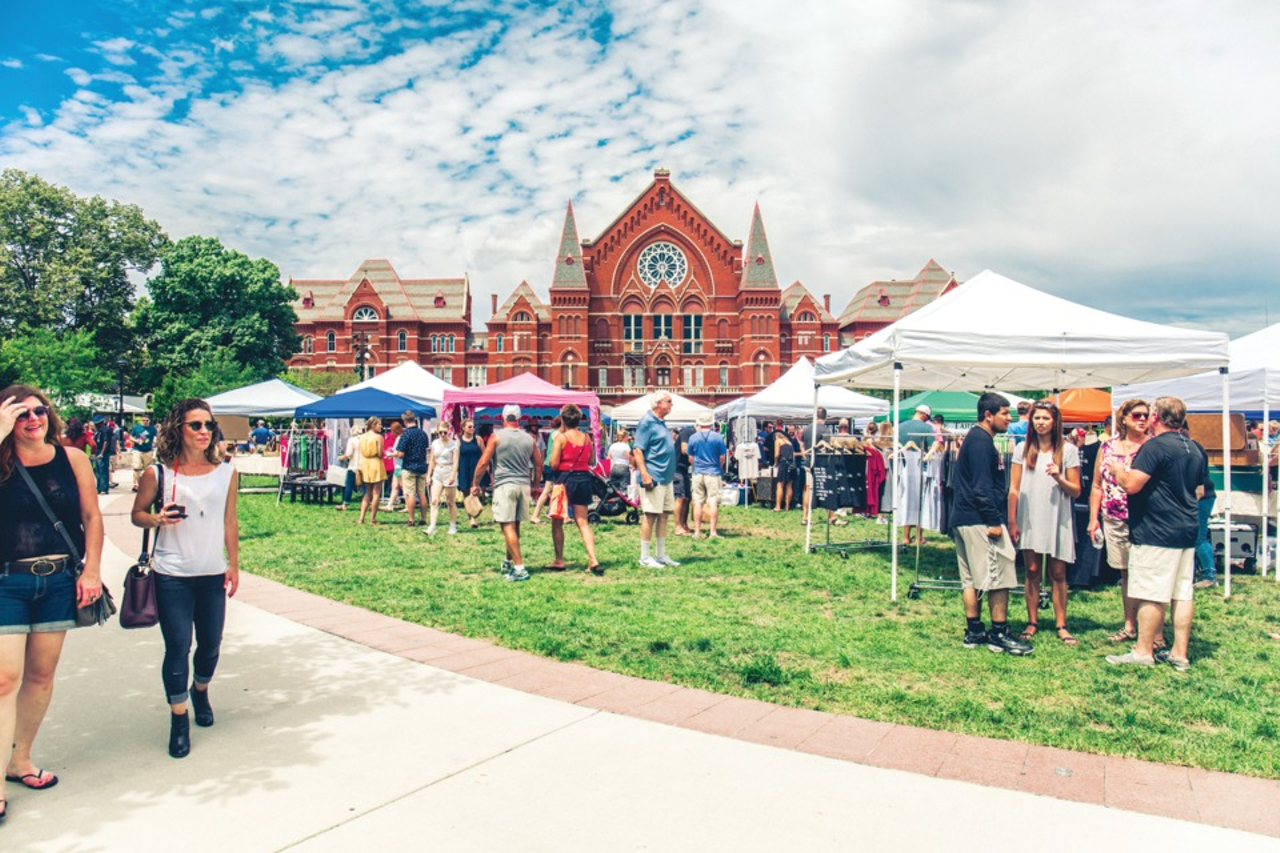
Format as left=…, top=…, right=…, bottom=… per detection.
left=1088, top=399, right=1150, bottom=644
left=356, top=417, right=387, bottom=525
left=1008, top=401, right=1081, bottom=644
left=0, top=386, right=105, bottom=821
left=545, top=404, right=602, bottom=574
left=131, top=398, right=239, bottom=759
left=426, top=424, right=459, bottom=535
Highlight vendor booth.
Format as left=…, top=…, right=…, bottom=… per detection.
left=442, top=373, right=603, bottom=452
left=335, top=361, right=456, bottom=408
left=1045, top=388, right=1112, bottom=423
left=611, top=391, right=711, bottom=427
left=815, top=270, right=1231, bottom=599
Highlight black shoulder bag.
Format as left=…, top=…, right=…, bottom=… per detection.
left=15, top=461, right=117, bottom=627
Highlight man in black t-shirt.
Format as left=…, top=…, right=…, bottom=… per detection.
left=673, top=424, right=696, bottom=535
left=1106, top=396, right=1202, bottom=671
left=951, top=393, right=1032, bottom=656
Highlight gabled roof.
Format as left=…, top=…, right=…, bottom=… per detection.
left=836, top=260, right=958, bottom=329
left=780, top=281, right=836, bottom=324
left=495, top=281, right=551, bottom=323
left=291, top=259, right=469, bottom=323
left=587, top=169, right=736, bottom=251
left=739, top=203, right=779, bottom=290
left=552, top=202, right=588, bottom=289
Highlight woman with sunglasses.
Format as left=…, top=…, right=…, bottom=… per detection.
left=0, top=387, right=105, bottom=820
left=1007, top=401, right=1081, bottom=644
left=356, top=417, right=387, bottom=525
left=1088, top=399, right=1150, bottom=644
left=131, top=399, right=238, bottom=759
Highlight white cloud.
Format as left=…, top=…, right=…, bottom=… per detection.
left=1, top=58, right=23, bottom=69
left=3, top=0, right=1278, bottom=337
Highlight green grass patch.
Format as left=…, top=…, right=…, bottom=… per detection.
left=238, top=495, right=1280, bottom=778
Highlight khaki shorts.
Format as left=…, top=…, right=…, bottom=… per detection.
left=1127, top=544, right=1195, bottom=603
left=1103, top=516, right=1131, bottom=570
left=691, top=473, right=723, bottom=505
left=639, top=481, right=675, bottom=515
left=952, top=524, right=1019, bottom=591
left=492, top=483, right=530, bottom=524
left=132, top=450, right=155, bottom=471
left=400, top=470, right=428, bottom=494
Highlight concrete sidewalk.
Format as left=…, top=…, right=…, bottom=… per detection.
left=2, top=491, right=1276, bottom=851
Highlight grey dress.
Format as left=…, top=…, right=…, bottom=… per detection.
left=1013, top=441, right=1079, bottom=562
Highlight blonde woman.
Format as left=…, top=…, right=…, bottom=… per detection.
left=357, top=417, right=387, bottom=525
left=426, top=424, right=459, bottom=535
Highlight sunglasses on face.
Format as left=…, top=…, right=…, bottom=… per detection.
left=1130, top=412, right=1150, bottom=420
left=185, top=420, right=218, bottom=433
left=1032, top=402, right=1058, bottom=411
left=17, top=406, right=50, bottom=420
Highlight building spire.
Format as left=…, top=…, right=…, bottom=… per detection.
left=552, top=201, right=588, bottom=289
left=740, top=202, right=778, bottom=290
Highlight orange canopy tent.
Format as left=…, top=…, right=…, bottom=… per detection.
left=1046, top=388, right=1112, bottom=423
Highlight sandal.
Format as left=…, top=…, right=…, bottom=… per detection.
left=1107, top=627, right=1137, bottom=643
left=1056, top=625, right=1078, bottom=646
left=587, top=563, right=604, bottom=576
left=541, top=563, right=567, bottom=572
left=5, top=769, right=58, bottom=790
left=1020, top=622, right=1038, bottom=640
left=0, top=797, right=6, bottom=823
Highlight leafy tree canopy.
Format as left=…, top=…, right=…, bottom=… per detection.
left=0, top=326, right=111, bottom=410
left=0, top=169, right=167, bottom=365
left=140, top=236, right=299, bottom=387
left=280, top=367, right=350, bottom=397
left=149, top=347, right=259, bottom=419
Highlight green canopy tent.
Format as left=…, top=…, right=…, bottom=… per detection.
left=874, top=390, right=979, bottom=424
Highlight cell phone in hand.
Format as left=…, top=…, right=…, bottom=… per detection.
left=167, top=503, right=189, bottom=520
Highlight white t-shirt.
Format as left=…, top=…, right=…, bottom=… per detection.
left=430, top=438, right=458, bottom=483
left=607, top=441, right=632, bottom=470
left=154, top=462, right=235, bottom=577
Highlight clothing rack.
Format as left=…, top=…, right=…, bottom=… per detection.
left=275, top=427, right=330, bottom=504
left=807, top=446, right=896, bottom=558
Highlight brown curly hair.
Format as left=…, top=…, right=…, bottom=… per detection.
left=0, top=384, right=65, bottom=484
left=1114, top=398, right=1149, bottom=441
left=155, top=397, right=223, bottom=467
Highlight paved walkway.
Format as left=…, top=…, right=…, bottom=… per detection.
left=2, top=489, right=1276, bottom=851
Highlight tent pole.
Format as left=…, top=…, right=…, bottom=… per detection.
left=804, top=384, right=819, bottom=556
left=1222, top=368, right=1232, bottom=599
left=892, top=363, right=901, bottom=602
left=1263, top=389, right=1271, bottom=578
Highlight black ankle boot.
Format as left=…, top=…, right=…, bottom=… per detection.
left=169, top=711, right=191, bottom=759
left=191, top=686, right=214, bottom=727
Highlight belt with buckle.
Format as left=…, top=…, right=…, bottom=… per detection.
left=3, top=557, right=72, bottom=576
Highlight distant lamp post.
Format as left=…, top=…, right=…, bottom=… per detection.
left=116, top=358, right=128, bottom=424
left=353, top=332, right=371, bottom=381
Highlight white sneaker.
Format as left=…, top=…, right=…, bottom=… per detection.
left=638, top=556, right=664, bottom=569
left=448, top=525, right=457, bottom=535
left=425, top=526, right=437, bottom=536
left=659, top=556, right=681, bottom=567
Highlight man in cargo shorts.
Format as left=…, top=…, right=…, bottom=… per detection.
left=633, top=392, right=679, bottom=568
left=130, top=414, right=157, bottom=490
left=687, top=412, right=727, bottom=539
left=1106, top=396, right=1202, bottom=671
left=472, top=404, right=542, bottom=582
left=951, top=392, right=1033, bottom=655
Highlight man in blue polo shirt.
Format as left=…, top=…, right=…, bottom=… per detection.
left=633, top=391, right=679, bottom=568
left=687, top=412, right=728, bottom=539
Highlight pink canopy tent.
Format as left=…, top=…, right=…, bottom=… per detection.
left=442, top=373, right=603, bottom=455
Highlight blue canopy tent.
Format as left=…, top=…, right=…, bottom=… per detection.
left=294, top=388, right=435, bottom=420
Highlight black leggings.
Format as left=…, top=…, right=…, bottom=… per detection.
left=155, top=572, right=227, bottom=705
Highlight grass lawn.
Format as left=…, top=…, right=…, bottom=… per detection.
left=238, top=494, right=1280, bottom=778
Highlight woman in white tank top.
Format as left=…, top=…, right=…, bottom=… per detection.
left=131, top=398, right=239, bottom=760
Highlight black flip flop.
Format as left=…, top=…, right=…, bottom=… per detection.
left=5, top=769, right=58, bottom=790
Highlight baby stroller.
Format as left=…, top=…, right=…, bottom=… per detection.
left=587, top=468, right=640, bottom=524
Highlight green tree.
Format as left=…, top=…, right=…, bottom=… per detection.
left=0, top=170, right=167, bottom=364
left=0, top=326, right=110, bottom=408
left=149, top=347, right=258, bottom=419
left=280, top=367, right=349, bottom=397
left=140, top=236, right=299, bottom=385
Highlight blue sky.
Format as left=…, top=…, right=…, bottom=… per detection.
left=2, top=0, right=1277, bottom=337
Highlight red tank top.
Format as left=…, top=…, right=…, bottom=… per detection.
left=557, top=435, right=593, bottom=472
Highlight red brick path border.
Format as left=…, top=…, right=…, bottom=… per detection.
left=101, top=500, right=1280, bottom=838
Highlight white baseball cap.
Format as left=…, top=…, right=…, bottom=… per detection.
left=502, top=404, right=521, bottom=421
left=915, top=404, right=932, bottom=416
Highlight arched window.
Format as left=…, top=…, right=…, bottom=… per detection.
left=398, top=330, right=407, bottom=351
left=303, top=336, right=313, bottom=354
left=448, top=335, right=455, bottom=353
left=797, top=311, right=816, bottom=323
left=496, top=334, right=504, bottom=353
left=326, top=331, right=335, bottom=352
left=717, top=318, right=729, bottom=341
left=719, top=362, right=730, bottom=387
left=352, top=306, right=378, bottom=322
left=595, top=318, right=609, bottom=340
left=513, top=311, right=532, bottom=323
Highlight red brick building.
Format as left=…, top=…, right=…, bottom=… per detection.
left=835, top=259, right=961, bottom=345
left=288, top=170, right=950, bottom=406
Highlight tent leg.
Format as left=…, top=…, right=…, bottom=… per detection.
left=891, top=364, right=901, bottom=602
left=1263, top=394, right=1271, bottom=578
left=804, top=385, right=819, bottom=556
left=1222, top=369, right=1232, bottom=600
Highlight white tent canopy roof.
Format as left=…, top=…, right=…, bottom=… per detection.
left=335, top=361, right=457, bottom=406
left=815, top=270, right=1229, bottom=391
left=204, top=379, right=321, bottom=417
left=1114, top=322, right=1280, bottom=415
left=611, top=391, right=711, bottom=425
left=716, top=358, right=889, bottom=421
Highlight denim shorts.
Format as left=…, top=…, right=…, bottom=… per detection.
left=0, top=567, right=78, bottom=634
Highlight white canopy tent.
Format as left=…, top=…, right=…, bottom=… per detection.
left=335, top=361, right=457, bottom=408
left=1114, top=321, right=1280, bottom=578
left=814, top=270, right=1232, bottom=599
left=204, top=379, right=321, bottom=417
left=611, top=391, right=711, bottom=426
left=715, top=358, right=889, bottom=435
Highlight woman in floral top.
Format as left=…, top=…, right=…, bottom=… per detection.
left=1088, top=399, right=1150, bottom=644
